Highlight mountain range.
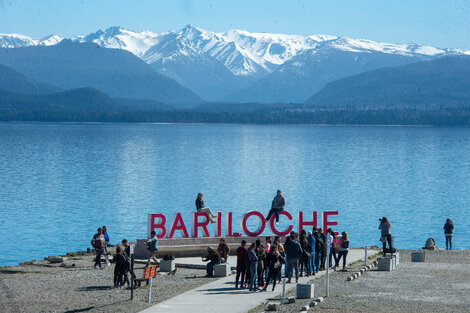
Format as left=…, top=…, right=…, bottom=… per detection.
left=305, top=56, right=470, bottom=110
left=2, top=25, right=469, bottom=103
left=0, top=40, right=201, bottom=107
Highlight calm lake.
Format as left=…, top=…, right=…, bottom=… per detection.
left=1, top=122, right=469, bottom=266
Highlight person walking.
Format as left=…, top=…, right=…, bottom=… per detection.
left=102, top=226, right=111, bottom=266
left=335, top=232, right=350, bottom=271
left=217, top=238, right=230, bottom=263
left=265, top=190, right=286, bottom=225
left=284, top=233, right=302, bottom=283
left=379, top=217, right=393, bottom=255
left=262, top=245, right=284, bottom=291
left=444, top=218, right=454, bottom=250
left=327, top=228, right=338, bottom=268
left=202, top=246, right=221, bottom=277
left=235, top=240, right=248, bottom=288
left=91, top=227, right=106, bottom=269
left=145, top=231, right=159, bottom=266
left=307, top=231, right=316, bottom=275
left=247, top=243, right=258, bottom=291
left=195, top=193, right=217, bottom=223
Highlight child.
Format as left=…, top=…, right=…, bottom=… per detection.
left=113, top=246, right=128, bottom=288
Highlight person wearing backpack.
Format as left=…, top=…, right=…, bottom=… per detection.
left=307, top=231, right=316, bottom=275
left=91, top=227, right=106, bottom=269
left=299, top=230, right=312, bottom=277
left=262, top=245, right=284, bottom=292
left=313, top=228, right=324, bottom=273
left=334, top=232, right=349, bottom=271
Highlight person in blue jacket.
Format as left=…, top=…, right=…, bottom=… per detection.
left=307, top=231, right=316, bottom=275
left=102, top=225, right=111, bottom=266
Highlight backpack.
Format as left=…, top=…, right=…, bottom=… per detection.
left=341, top=240, right=349, bottom=249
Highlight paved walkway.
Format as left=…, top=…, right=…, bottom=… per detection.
left=141, top=249, right=366, bottom=313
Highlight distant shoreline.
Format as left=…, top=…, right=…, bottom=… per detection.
left=0, top=120, right=457, bottom=128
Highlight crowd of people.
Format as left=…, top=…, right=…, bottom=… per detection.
left=199, top=226, right=349, bottom=292
left=88, top=190, right=456, bottom=290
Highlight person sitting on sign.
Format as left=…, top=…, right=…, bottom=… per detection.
left=195, top=193, right=217, bottom=223
left=265, top=190, right=286, bottom=225
left=145, top=231, right=159, bottom=267
left=202, top=246, right=221, bottom=277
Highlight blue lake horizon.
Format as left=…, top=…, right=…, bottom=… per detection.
left=0, top=122, right=469, bottom=266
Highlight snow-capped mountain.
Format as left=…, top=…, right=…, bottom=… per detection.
left=2, top=25, right=469, bottom=102
left=0, top=33, right=63, bottom=48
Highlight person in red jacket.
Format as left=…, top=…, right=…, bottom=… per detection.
left=235, top=240, right=248, bottom=288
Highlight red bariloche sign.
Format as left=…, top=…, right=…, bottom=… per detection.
left=147, top=210, right=338, bottom=238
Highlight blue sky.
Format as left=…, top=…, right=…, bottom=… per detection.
left=1, top=0, right=469, bottom=49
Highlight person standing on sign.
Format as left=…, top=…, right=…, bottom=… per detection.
left=265, top=190, right=286, bottom=225
left=195, top=193, right=217, bottom=223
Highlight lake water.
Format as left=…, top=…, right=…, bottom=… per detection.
left=0, top=122, right=469, bottom=266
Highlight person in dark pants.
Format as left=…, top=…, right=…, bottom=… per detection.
left=318, top=228, right=327, bottom=270
left=312, top=228, right=323, bottom=273
left=335, top=232, right=350, bottom=271
left=91, top=227, right=105, bottom=269
left=265, top=190, right=286, bottom=225
left=235, top=240, right=248, bottom=288
left=285, top=233, right=302, bottom=283
left=262, top=245, right=284, bottom=291
left=327, top=228, right=338, bottom=268
left=444, top=218, right=454, bottom=250
left=247, top=243, right=258, bottom=291
left=113, top=246, right=128, bottom=288
left=202, top=246, right=221, bottom=277
left=255, top=239, right=266, bottom=288
left=379, top=217, right=393, bottom=255
left=299, top=230, right=312, bottom=277
left=102, top=226, right=111, bottom=267
left=121, top=239, right=132, bottom=287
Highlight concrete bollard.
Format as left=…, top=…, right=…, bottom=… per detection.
left=315, top=297, right=324, bottom=303
left=301, top=305, right=310, bottom=311
left=296, top=283, right=314, bottom=299
left=213, top=263, right=231, bottom=277
left=347, top=276, right=354, bottom=281
left=310, top=301, right=318, bottom=307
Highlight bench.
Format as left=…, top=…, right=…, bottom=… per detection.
left=135, top=265, right=158, bottom=287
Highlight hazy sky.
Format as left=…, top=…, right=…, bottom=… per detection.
left=1, top=0, right=469, bottom=49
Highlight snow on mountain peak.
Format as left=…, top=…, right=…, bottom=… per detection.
left=1, top=25, right=469, bottom=76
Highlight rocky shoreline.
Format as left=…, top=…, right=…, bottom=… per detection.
left=0, top=249, right=218, bottom=313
